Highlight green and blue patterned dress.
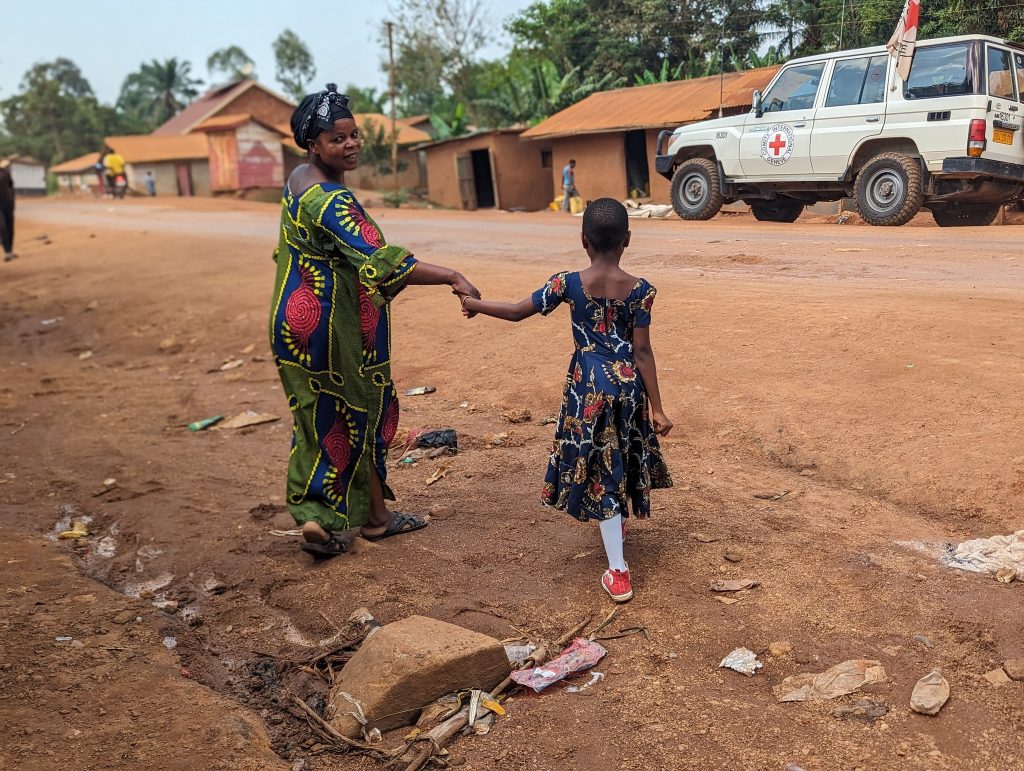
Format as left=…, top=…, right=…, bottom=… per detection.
left=270, top=182, right=417, bottom=530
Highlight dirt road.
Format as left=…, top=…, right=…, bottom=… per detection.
left=1, top=197, right=1022, bottom=770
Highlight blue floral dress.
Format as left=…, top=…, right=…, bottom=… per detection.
left=533, top=271, right=672, bottom=522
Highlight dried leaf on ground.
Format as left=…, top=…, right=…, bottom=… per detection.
left=709, top=579, right=759, bottom=593
left=774, top=659, right=887, bottom=702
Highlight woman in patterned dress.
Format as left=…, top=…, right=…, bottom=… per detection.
left=272, top=85, right=480, bottom=557
left=461, top=198, right=672, bottom=602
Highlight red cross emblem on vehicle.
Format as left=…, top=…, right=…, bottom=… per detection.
left=760, top=124, right=795, bottom=166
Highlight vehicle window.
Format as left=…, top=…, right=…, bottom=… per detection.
left=763, top=62, right=826, bottom=112
left=904, top=43, right=972, bottom=99
left=988, top=46, right=1016, bottom=100
left=862, top=56, right=889, bottom=104
left=1015, top=53, right=1024, bottom=101
left=826, top=55, right=888, bottom=107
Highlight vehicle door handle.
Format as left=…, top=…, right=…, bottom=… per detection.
left=866, top=116, right=881, bottom=123
left=1011, top=106, right=1020, bottom=112
left=793, top=122, right=807, bottom=128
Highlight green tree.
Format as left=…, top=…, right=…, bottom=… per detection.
left=207, top=45, right=256, bottom=82
left=117, top=58, right=204, bottom=131
left=345, top=85, right=387, bottom=113
left=386, top=0, right=491, bottom=115
left=0, top=59, right=124, bottom=166
left=273, top=29, right=316, bottom=102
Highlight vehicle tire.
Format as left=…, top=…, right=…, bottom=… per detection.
left=931, top=204, right=1000, bottom=227
left=854, top=152, right=924, bottom=226
left=671, top=159, right=724, bottom=220
left=750, top=198, right=805, bottom=223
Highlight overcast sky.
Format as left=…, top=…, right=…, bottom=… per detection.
left=0, top=0, right=536, bottom=103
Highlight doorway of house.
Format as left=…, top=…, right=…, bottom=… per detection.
left=175, top=163, right=194, bottom=197
left=470, top=149, right=496, bottom=208
left=624, top=130, right=650, bottom=198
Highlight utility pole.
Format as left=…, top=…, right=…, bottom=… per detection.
left=386, top=20, right=398, bottom=196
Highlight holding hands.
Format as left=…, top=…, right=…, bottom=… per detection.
left=451, top=273, right=480, bottom=318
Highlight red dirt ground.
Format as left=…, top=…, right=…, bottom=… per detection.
left=1, top=197, right=1022, bottom=770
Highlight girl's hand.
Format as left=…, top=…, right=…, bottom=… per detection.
left=459, top=293, right=477, bottom=319
left=651, top=411, right=673, bottom=437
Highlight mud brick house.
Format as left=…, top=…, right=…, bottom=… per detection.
left=50, top=134, right=211, bottom=196
left=521, top=67, right=778, bottom=203
left=193, top=114, right=286, bottom=195
left=418, top=129, right=553, bottom=211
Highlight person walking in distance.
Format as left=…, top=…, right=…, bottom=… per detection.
left=0, top=160, right=15, bottom=262
left=561, top=159, right=577, bottom=213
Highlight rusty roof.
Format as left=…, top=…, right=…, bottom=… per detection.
left=50, top=152, right=101, bottom=174
left=354, top=114, right=432, bottom=145
left=194, top=113, right=253, bottom=131
left=521, top=66, right=779, bottom=140
left=106, top=134, right=210, bottom=163
left=152, top=80, right=294, bottom=136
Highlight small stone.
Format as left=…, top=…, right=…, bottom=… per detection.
left=158, top=337, right=182, bottom=354
left=983, top=667, right=1012, bottom=687
left=85, top=300, right=99, bottom=312
left=112, top=610, right=134, bottom=625
left=769, top=641, right=793, bottom=658
left=203, top=577, right=227, bottom=595
left=78, top=350, right=93, bottom=361
left=153, top=599, right=178, bottom=613
left=910, top=670, right=950, bottom=715
left=429, top=504, right=456, bottom=518
left=723, top=550, right=743, bottom=563
left=1002, top=658, right=1024, bottom=681
left=692, top=532, right=719, bottom=543
left=501, top=408, right=532, bottom=424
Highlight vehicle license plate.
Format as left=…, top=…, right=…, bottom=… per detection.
left=993, top=128, right=1014, bottom=144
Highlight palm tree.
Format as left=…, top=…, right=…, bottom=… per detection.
left=118, top=58, right=203, bottom=130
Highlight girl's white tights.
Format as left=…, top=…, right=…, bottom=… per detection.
left=599, top=514, right=627, bottom=572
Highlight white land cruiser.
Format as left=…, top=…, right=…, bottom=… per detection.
left=656, top=35, right=1024, bottom=226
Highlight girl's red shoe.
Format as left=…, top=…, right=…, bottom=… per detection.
left=601, top=567, right=633, bottom=602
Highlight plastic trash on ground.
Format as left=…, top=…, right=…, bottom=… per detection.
left=774, top=659, right=887, bottom=702
left=510, top=637, right=607, bottom=692
left=414, top=429, right=458, bottom=452
left=505, top=643, right=537, bottom=664
left=942, top=530, right=1024, bottom=579
left=719, top=647, right=762, bottom=676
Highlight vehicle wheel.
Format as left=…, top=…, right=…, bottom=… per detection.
left=931, top=204, right=1000, bottom=227
left=671, top=158, right=724, bottom=220
left=750, top=198, right=805, bottom=223
left=854, top=152, right=924, bottom=226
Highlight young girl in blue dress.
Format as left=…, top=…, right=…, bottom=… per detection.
left=461, top=198, right=673, bottom=602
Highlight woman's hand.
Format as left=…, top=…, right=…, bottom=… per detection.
left=651, top=410, right=673, bottom=437
left=450, top=272, right=481, bottom=302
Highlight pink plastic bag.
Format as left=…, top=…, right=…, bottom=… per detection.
left=510, top=638, right=607, bottom=692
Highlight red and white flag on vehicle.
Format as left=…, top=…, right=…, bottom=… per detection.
left=887, top=0, right=921, bottom=81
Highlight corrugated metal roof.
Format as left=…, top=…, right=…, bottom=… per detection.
left=106, top=134, right=210, bottom=163
left=521, top=66, right=779, bottom=139
left=355, top=113, right=432, bottom=145
left=415, top=128, right=525, bottom=152
left=194, top=113, right=253, bottom=131
left=51, top=152, right=100, bottom=174
left=152, top=80, right=294, bottom=136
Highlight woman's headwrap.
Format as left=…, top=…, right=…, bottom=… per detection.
left=291, top=83, right=354, bottom=149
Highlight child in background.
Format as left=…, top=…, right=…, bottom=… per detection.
left=461, top=198, right=672, bottom=602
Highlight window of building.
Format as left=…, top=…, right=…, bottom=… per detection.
left=904, top=43, right=972, bottom=100
left=540, top=150, right=552, bottom=168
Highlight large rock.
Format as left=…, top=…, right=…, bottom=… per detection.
left=328, top=616, right=509, bottom=738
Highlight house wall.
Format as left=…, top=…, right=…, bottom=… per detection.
left=236, top=122, right=284, bottom=190
left=549, top=133, right=627, bottom=203
left=348, top=148, right=423, bottom=191
left=126, top=162, right=183, bottom=196
left=645, top=128, right=671, bottom=202
left=216, top=88, right=294, bottom=128
left=190, top=160, right=212, bottom=196
left=424, top=133, right=551, bottom=211
left=9, top=161, right=46, bottom=195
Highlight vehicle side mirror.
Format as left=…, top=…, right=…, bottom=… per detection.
left=752, top=90, right=764, bottom=118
